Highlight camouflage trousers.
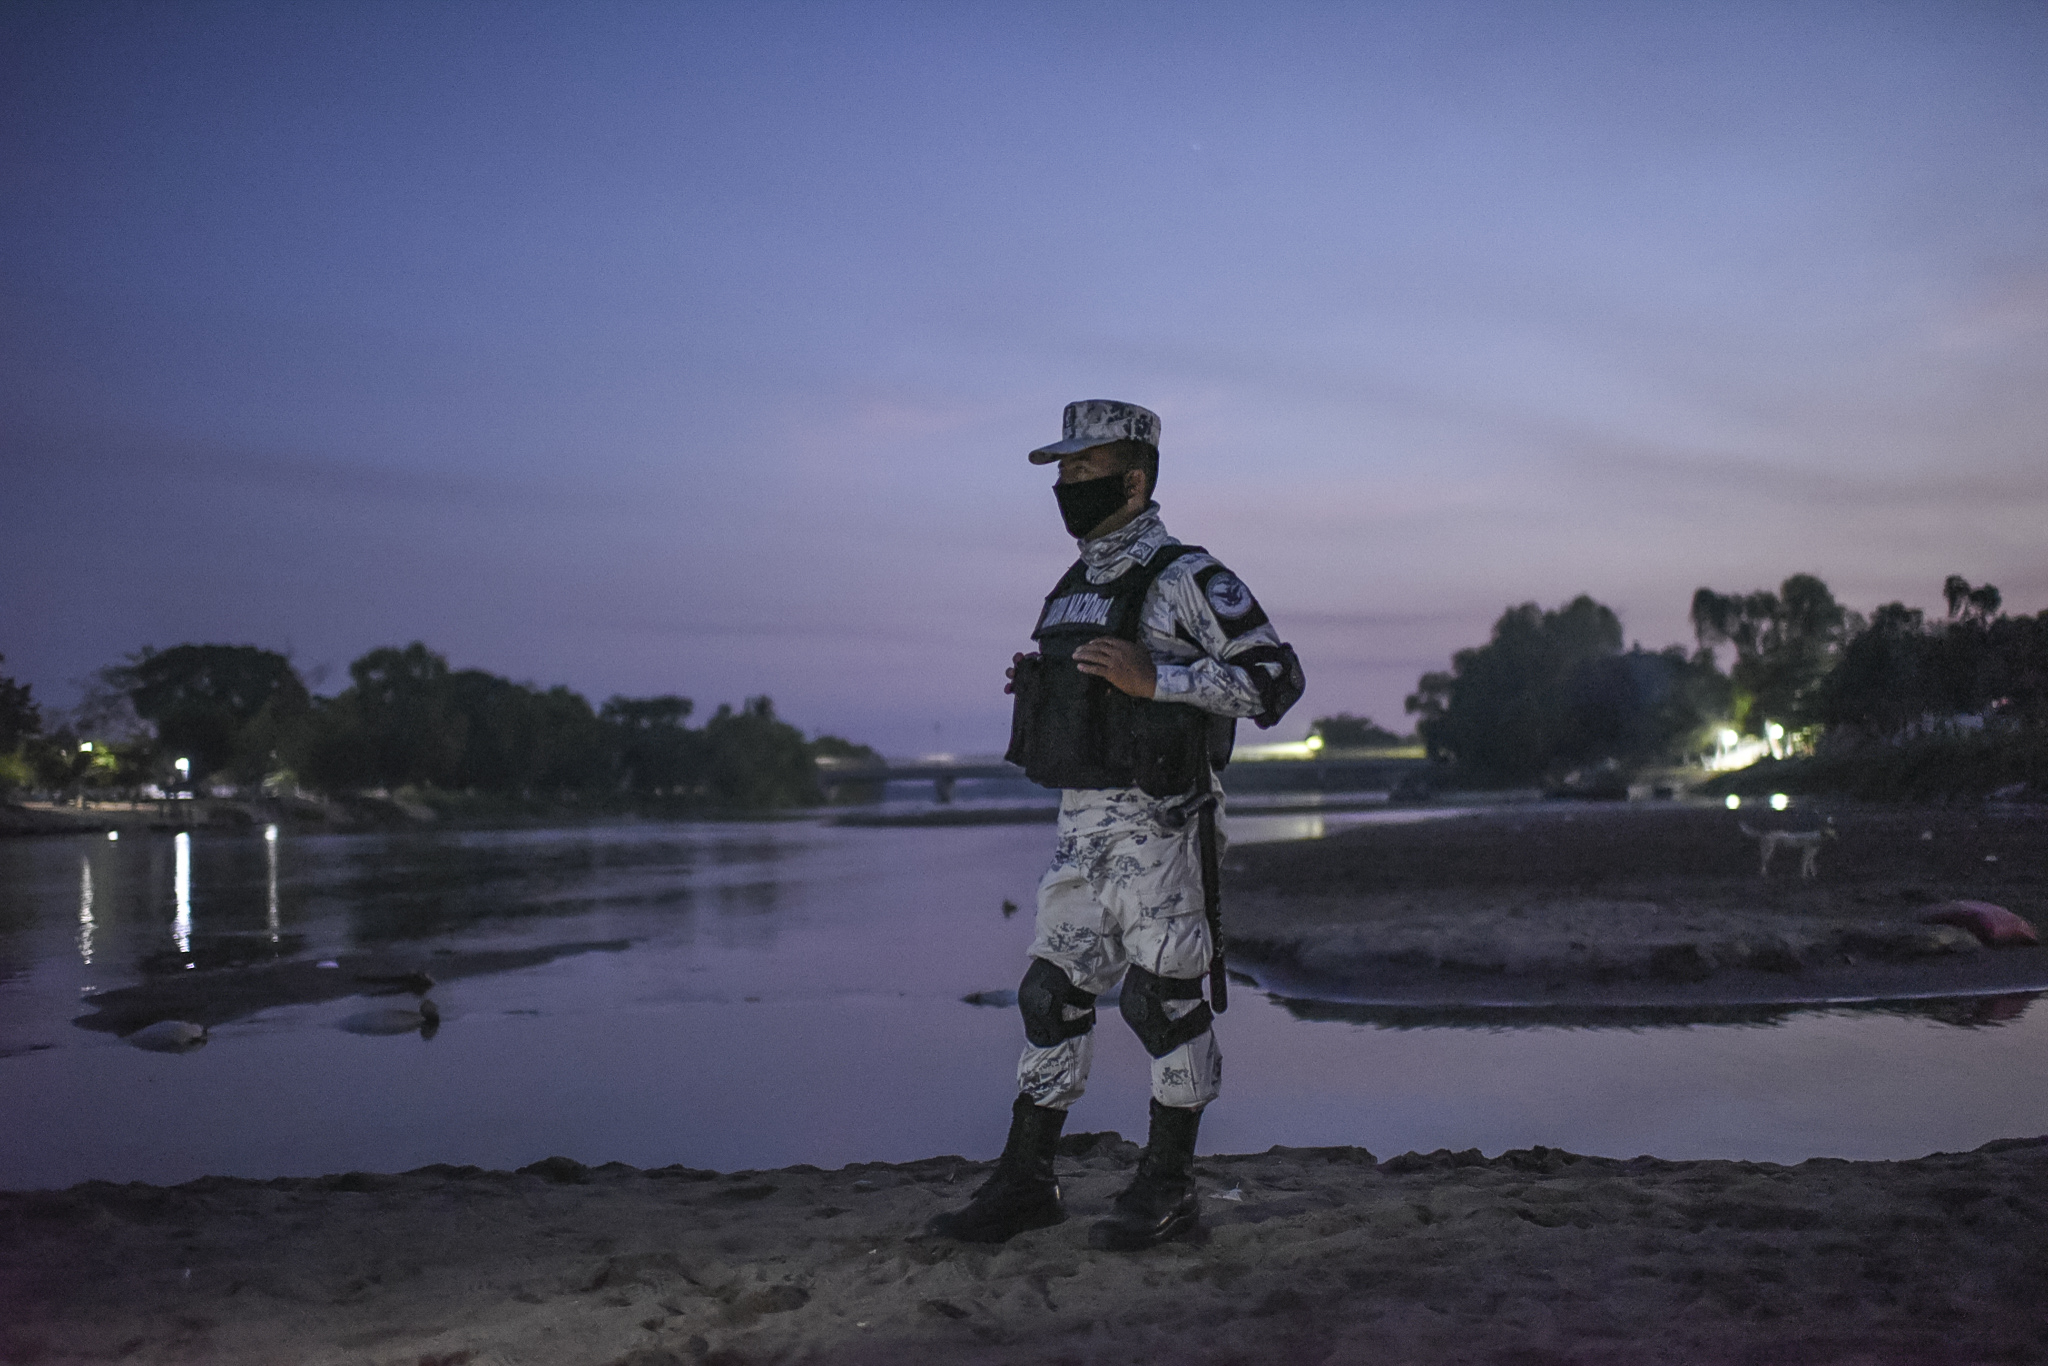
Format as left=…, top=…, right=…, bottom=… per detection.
left=1018, top=785, right=1223, bottom=1112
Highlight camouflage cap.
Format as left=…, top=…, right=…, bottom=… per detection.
left=1027, top=399, right=1161, bottom=464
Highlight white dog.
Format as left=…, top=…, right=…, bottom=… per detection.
left=1739, top=821, right=1838, bottom=880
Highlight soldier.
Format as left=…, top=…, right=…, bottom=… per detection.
left=925, top=399, right=1303, bottom=1250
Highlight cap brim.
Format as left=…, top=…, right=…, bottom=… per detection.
left=1028, top=437, right=1125, bottom=464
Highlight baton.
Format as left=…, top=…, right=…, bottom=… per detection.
left=1198, top=798, right=1227, bottom=1014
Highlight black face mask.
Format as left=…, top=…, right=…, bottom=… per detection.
left=1054, top=472, right=1130, bottom=539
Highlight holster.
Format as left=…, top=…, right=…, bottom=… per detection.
left=1154, top=761, right=1228, bottom=1013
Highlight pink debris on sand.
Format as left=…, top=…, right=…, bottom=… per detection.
left=1919, top=901, right=2040, bottom=947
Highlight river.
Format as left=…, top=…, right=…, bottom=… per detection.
left=3, top=812, right=2046, bottom=1190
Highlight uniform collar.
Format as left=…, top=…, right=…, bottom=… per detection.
left=1078, top=502, right=1172, bottom=579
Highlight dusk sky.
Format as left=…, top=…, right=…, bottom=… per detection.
left=5, top=1, right=2045, bottom=756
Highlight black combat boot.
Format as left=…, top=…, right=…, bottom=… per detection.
left=1088, top=1099, right=1202, bottom=1250
left=922, top=1094, right=1068, bottom=1243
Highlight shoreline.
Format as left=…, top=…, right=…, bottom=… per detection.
left=8, top=1137, right=2047, bottom=1364
left=1238, top=947, right=2048, bottom=1015
left=2, top=790, right=1460, bottom=837
left=0, top=798, right=826, bottom=839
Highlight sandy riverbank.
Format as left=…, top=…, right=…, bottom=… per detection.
left=1225, top=802, right=2048, bottom=1009
left=7, top=1136, right=2048, bottom=1365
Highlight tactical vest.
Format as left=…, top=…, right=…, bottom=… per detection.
left=1005, top=544, right=1234, bottom=797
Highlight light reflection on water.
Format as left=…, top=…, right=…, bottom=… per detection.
left=265, top=824, right=279, bottom=946
left=76, top=857, right=93, bottom=966
left=172, top=830, right=192, bottom=958
left=1, top=818, right=2046, bottom=1190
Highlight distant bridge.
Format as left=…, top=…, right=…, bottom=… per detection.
left=816, top=759, right=1020, bottom=803
left=818, top=753, right=1435, bottom=804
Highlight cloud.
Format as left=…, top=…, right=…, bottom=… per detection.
left=1935, top=272, right=2048, bottom=353
left=1557, top=435, right=2048, bottom=516
left=0, top=416, right=587, bottom=511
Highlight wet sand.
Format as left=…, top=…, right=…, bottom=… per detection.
left=6, top=1136, right=2047, bottom=1365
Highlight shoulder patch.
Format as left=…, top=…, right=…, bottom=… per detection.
left=1192, top=561, right=1270, bottom=639
left=1205, top=571, right=1254, bottom=619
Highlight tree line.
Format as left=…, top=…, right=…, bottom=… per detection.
left=0, top=642, right=876, bottom=810
left=1401, top=573, right=2047, bottom=787
left=8, top=572, right=2042, bottom=806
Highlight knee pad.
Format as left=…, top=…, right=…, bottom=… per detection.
left=1019, top=957, right=1097, bottom=1049
left=1120, top=964, right=1214, bottom=1058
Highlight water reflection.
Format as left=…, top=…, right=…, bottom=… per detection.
left=77, top=856, right=94, bottom=965
left=172, top=831, right=192, bottom=959
left=265, top=825, right=280, bottom=944
left=134, top=829, right=306, bottom=974
left=123, top=1020, right=209, bottom=1053
left=709, top=836, right=792, bottom=868
left=327, top=829, right=728, bottom=942
left=337, top=996, right=440, bottom=1039
left=1272, top=991, right=2043, bottom=1031
left=1903, top=993, right=2038, bottom=1028
left=1230, top=812, right=1327, bottom=843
